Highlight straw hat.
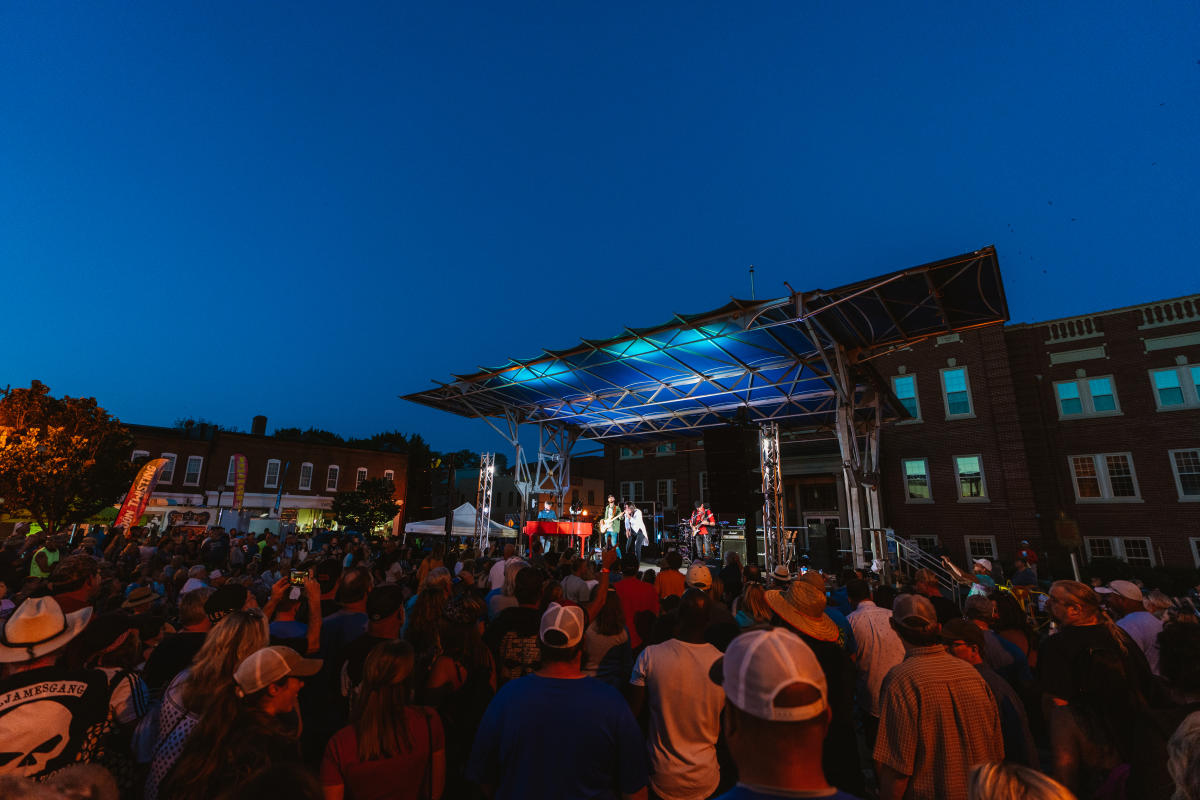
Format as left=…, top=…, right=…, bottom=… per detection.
left=765, top=580, right=839, bottom=642
left=0, top=597, right=93, bottom=663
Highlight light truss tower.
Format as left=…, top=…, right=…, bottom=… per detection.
left=533, top=421, right=580, bottom=516
left=759, top=422, right=787, bottom=575
left=475, top=452, right=495, bottom=552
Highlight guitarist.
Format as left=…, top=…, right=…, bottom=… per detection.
left=689, top=501, right=716, bottom=561
left=598, top=495, right=623, bottom=555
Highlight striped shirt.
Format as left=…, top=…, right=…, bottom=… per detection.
left=874, top=644, right=1004, bottom=800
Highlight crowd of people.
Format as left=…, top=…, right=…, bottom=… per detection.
left=1, top=524, right=1199, bottom=800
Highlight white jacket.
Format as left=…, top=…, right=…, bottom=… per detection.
left=624, top=509, right=649, bottom=546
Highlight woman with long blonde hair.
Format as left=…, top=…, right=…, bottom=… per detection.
left=968, top=762, right=1076, bottom=800
left=144, top=609, right=270, bottom=800
left=321, top=640, right=445, bottom=800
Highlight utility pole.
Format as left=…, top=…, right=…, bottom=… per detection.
left=749, top=265, right=756, bottom=300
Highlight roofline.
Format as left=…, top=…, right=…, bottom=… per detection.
left=125, top=423, right=408, bottom=457
left=1006, top=292, right=1200, bottom=330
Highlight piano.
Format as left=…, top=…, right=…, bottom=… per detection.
left=524, top=520, right=593, bottom=557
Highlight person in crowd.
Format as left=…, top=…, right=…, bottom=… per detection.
left=845, top=578, right=904, bottom=746
left=796, top=571, right=857, bottom=653
left=874, top=593, right=1004, bottom=800
left=1011, top=556, right=1038, bottom=588
left=766, top=578, right=862, bottom=795
left=537, top=579, right=564, bottom=615
left=487, top=543, right=517, bottom=592
left=993, top=591, right=1038, bottom=669
left=145, top=608, right=271, bottom=800
left=582, top=587, right=632, bottom=688
left=1167, top=711, right=1200, bottom=800
left=913, top=567, right=958, bottom=623
left=143, top=585, right=212, bottom=695
left=467, top=602, right=649, bottom=799
left=1039, top=579, right=1153, bottom=708
left=159, top=645, right=319, bottom=800
left=770, top=564, right=792, bottom=590
left=963, top=594, right=1030, bottom=686
left=1099, top=578, right=1164, bottom=675
left=179, top=564, right=208, bottom=594
left=657, top=554, right=686, bottom=604
left=29, top=533, right=62, bottom=579
left=321, top=566, right=372, bottom=658
left=966, top=763, right=1074, bottom=800
left=485, top=560, right=524, bottom=621
left=0, top=596, right=109, bottom=781
left=969, top=558, right=996, bottom=597
left=615, top=552, right=660, bottom=652
left=941, top=619, right=1037, bottom=768
left=719, top=550, right=743, bottom=605
left=322, top=639, right=445, bottom=800
left=48, top=553, right=102, bottom=613
left=338, top=584, right=406, bottom=702
left=709, top=627, right=862, bottom=800
left=560, top=556, right=591, bottom=604
left=629, top=588, right=725, bottom=800
left=734, top=581, right=772, bottom=629
left=424, top=594, right=495, bottom=799
left=484, top=566, right=546, bottom=685
left=1130, top=621, right=1200, bottom=799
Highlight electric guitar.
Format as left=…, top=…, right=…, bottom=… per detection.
left=597, top=509, right=621, bottom=534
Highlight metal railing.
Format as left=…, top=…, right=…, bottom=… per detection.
left=885, top=531, right=963, bottom=610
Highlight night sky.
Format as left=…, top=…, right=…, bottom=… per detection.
left=3, top=2, right=1197, bottom=453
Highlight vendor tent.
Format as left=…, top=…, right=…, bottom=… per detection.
left=404, top=503, right=517, bottom=538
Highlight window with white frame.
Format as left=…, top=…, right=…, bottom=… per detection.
left=1170, top=449, right=1200, bottom=500
left=356, top=468, right=368, bottom=488
left=1054, top=376, right=1121, bottom=418
left=131, top=450, right=149, bottom=462
left=901, top=458, right=932, bottom=502
left=953, top=455, right=988, bottom=500
left=183, top=455, right=203, bottom=486
left=941, top=367, right=974, bottom=418
left=964, top=535, right=997, bottom=560
left=698, top=471, right=708, bottom=504
left=383, top=469, right=394, bottom=484
left=298, top=463, right=313, bottom=491
left=327, top=465, right=340, bottom=491
left=159, top=453, right=177, bottom=483
left=1069, top=453, right=1140, bottom=501
left=1151, top=365, right=1200, bottom=410
left=655, top=442, right=677, bottom=456
left=226, top=456, right=238, bottom=487
left=264, top=459, right=281, bottom=489
left=657, top=478, right=675, bottom=509
left=1086, top=536, right=1154, bottom=566
left=892, top=374, right=921, bottom=420
left=619, top=446, right=643, bottom=460
left=619, top=481, right=644, bottom=502
left=1191, top=538, right=1200, bottom=568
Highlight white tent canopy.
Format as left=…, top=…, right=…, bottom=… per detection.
left=404, top=502, right=517, bottom=538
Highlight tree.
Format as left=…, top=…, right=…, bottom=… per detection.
left=0, top=381, right=137, bottom=535
left=330, top=477, right=401, bottom=535
left=273, top=427, right=345, bottom=445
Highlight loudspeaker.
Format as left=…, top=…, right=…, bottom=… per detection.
left=704, top=425, right=760, bottom=513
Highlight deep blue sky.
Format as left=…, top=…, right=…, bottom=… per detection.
left=3, top=2, right=1197, bottom=453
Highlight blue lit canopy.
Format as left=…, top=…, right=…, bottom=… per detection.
left=404, top=247, right=1008, bottom=442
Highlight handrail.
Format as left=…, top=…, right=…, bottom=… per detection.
left=886, top=532, right=963, bottom=610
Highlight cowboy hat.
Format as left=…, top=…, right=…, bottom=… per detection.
left=765, top=581, right=839, bottom=642
left=121, top=585, right=161, bottom=609
left=0, top=597, right=93, bottom=663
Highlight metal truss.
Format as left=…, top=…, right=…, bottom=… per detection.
left=758, top=422, right=787, bottom=575
left=534, top=421, right=580, bottom=516
left=474, top=452, right=495, bottom=553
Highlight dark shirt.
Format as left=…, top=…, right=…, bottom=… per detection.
left=1039, top=623, right=1153, bottom=702
left=484, top=606, right=542, bottom=685
left=339, top=634, right=393, bottom=693
left=320, top=609, right=369, bottom=659
left=144, top=631, right=207, bottom=693
left=975, top=662, right=1038, bottom=767
left=920, top=591, right=960, bottom=624
left=1011, top=567, right=1038, bottom=587
left=794, top=630, right=864, bottom=796
left=1130, top=701, right=1200, bottom=800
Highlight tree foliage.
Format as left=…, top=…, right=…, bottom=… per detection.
left=0, top=381, right=136, bottom=534
left=330, top=477, right=401, bottom=534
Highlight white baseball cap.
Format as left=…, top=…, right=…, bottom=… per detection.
left=709, top=628, right=828, bottom=722
left=539, top=602, right=585, bottom=648
left=1096, top=579, right=1143, bottom=603
left=686, top=563, right=712, bottom=590
left=234, top=645, right=322, bottom=695
left=973, top=558, right=993, bottom=573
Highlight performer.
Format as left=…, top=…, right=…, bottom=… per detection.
left=689, top=501, right=716, bottom=561
left=535, top=501, right=556, bottom=554
left=598, top=495, right=622, bottom=555
left=623, top=502, right=648, bottom=563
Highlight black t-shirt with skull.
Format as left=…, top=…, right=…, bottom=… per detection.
left=0, top=665, right=110, bottom=780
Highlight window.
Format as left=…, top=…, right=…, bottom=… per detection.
left=264, top=459, right=281, bottom=489
left=131, top=450, right=149, bottom=463
left=356, top=468, right=368, bottom=488
left=619, top=447, right=643, bottom=460
left=657, top=478, right=675, bottom=509
left=383, top=469, right=394, bottom=484
left=298, top=463, right=313, bottom=491
left=965, top=536, right=998, bottom=561
left=226, top=456, right=238, bottom=486
left=655, top=443, right=677, bottom=456
left=619, top=481, right=644, bottom=502
left=1151, top=365, right=1200, bottom=409
left=1054, top=376, right=1121, bottom=418
left=588, top=490, right=595, bottom=505
left=183, top=455, right=203, bottom=486
left=901, top=458, right=932, bottom=502
left=1069, top=453, right=1141, bottom=501
left=892, top=374, right=921, bottom=420
left=698, top=471, right=708, bottom=503
left=507, top=491, right=514, bottom=507
left=159, top=453, right=177, bottom=483
left=327, top=465, right=340, bottom=491
left=1086, top=536, right=1155, bottom=566
left=912, top=534, right=939, bottom=552
left=953, top=455, right=988, bottom=501
left=941, top=367, right=974, bottom=418
left=1170, top=449, right=1200, bottom=500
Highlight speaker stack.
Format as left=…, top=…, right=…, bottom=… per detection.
left=703, top=424, right=763, bottom=566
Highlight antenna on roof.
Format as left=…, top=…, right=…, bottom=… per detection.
left=749, top=265, right=756, bottom=300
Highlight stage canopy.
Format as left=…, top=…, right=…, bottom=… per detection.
left=404, top=247, right=1008, bottom=444
left=405, top=503, right=517, bottom=538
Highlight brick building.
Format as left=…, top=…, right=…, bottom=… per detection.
left=600, top=293, right=1200, bottom=571
left=128, top=416, right=408, bottom=533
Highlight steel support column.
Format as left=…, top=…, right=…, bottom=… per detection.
left=533, top=421, right=580, bottom=515
left=759, top=422, right=787, bottom=575
left=475, top=452, right=495, bottom=553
